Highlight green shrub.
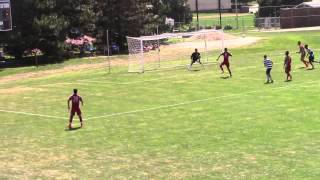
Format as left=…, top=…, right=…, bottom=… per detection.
left=224, top=25, right=233, bottom=30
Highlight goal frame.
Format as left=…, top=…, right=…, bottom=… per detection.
left=127, top=29, right=224, bottom=73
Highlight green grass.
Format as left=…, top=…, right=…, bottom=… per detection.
left=1, top=30, right=320, bottom=179
left=193, top=13, right=255, bottom=31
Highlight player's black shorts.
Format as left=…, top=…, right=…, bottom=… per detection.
left=309, top=56, right=315, bottom=62
left=266, top=68, right=272, bottom=75
left=192, top=59, right=200, bottom=63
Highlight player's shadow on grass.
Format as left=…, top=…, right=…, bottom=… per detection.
left=65, top=127, right=82, bottom=131
left=189, top=69, right=201, bottom=72
left=220, top=76, right=231, bottom=79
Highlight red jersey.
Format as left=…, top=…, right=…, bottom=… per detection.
left=299, top=45, right=306, bottom=56
left=284, top=56, right=292, bottom=69
left=69, top=94, right=82, bottom=109
left=221, top=52, right=232, bottom=62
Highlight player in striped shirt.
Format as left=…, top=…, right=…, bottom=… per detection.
left=305, top=44, right=315, bottom=69
left=263, top=55, right=273, bottom=83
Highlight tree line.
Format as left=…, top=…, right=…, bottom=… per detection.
left=1, top=0, right=311, bottom=60
left=1, top=0, right=192, bottom=59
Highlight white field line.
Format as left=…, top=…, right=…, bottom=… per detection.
left=38, top=82, right=89, bottom=87
left=86, top=81, right=320, bottom=120
left=0, top=62, right=302, bottom=90
left=78, top=76, right=180, bottom=85
left=76, top=65, right=263, bottom=86
left=77, top=63, right=285, bottom=86
left=1, top=81, right=318, bottom=120
left=237, top=77, right=264, bottom=81
left=0, top=109, right=68, bottom=120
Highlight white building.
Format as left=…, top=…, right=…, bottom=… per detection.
left=187, top=0, right=232, bottom=11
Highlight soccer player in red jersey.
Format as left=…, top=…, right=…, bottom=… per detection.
left=217, top=48, right=233, bottom=77
left=297, top=41, right=308, bottom=68
left=284, top=51, right=292, bottom=81
left=68, top=89, right=84, bottom=129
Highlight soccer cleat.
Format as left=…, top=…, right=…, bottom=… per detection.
left=68, top=124, right=72, bottom=129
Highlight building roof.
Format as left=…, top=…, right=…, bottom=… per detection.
left=295, top=2, right=320, bottom=8
left=187, top=0, right=232, bottom=11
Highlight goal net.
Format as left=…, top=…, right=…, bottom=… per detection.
left=127, top=29, right=224, bottom=73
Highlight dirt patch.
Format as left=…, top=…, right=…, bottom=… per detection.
left=0, top=35, right=261, bottom=83
left=190, top=32, right=237, bottom=41
left=0, top=87, right=45, bottom=94
left=176, top=36, right=261, bottom=49
left=0, top=57, right=128, bottom=84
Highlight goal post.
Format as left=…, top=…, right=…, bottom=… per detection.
left=127, top=29, right=224, bottom=73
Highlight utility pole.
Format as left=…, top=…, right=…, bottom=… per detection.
left=218, top=0, right=222, bottom=27
left=235, top=0, right=239, bottom=29
left=106, top=30, right=110, bottom=73
left=195, top=0, right=199, bottom=30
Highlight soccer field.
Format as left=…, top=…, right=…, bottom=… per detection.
left=1, top=31, right=320, bottom=179
left=192, top=12, right=255, bottom=30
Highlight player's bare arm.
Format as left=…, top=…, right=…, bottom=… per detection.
left=216, top=53, right=222, bottom=61
left=80, top=98, right=84, bottom=106
left=67, top=98, right=71, bottom=110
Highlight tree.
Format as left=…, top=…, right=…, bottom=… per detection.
left=1, top=0, right=193, bottom=60
left=2, top=0, right=101, bottom=59
left=2, top=0, right=37, bottom=59
left=153, top=0, right=192, bottom=24
left=33, top=0, right=70, bottom=57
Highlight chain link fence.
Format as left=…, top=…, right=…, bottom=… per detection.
left=173, top=15, right=255, bottom=33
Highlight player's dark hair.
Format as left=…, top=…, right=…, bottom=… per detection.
left=298, top=41, right=301, bottom=45
left=285, top=51, right=289, bottom=55
left=264, top=55, right=267, bottom=59
left=305, top=44, right=308, bottom=49
left=224, top=48, right=228, bottom=51
left=73, top=89, right=78, bottom=94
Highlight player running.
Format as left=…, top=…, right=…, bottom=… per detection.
left=284, top=51, right=292, bottom=81
left=217, top=48, right=232, bottom=77
left=189, top=48, right=203, bottom=70
left=263, top=55, right=274, bottom=84
left=305, top=44, right=315, bottom=69
left=68, top=89, right=84, bottom=129
left=297, top=41, right=308, bottom=68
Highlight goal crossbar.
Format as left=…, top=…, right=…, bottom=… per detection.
left=127, top=29, right=224, bottom=73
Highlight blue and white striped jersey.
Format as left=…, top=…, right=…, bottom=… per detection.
left=264, top=58, right=273, bottom=69
left=306, top=48, right=314, bottom=57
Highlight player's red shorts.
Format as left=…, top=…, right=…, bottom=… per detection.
left=285, top=67, right=291, bottom=73
left=71, top=108, right=81, bottom=116
left=221, top=60, right=230, bottom=67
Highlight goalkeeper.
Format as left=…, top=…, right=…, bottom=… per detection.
left=189, top=48, right=203, bottom=69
